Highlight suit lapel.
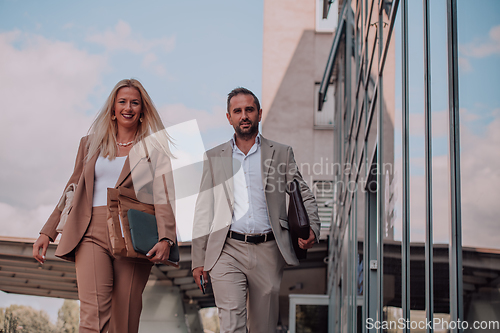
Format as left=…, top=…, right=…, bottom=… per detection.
left=85, top=152, right=99, bottom=205
left=260, top=136, right=275, bottom=191
left=220, top=141, right=234, bottom=201
left=115, top=142, right=150, bottom=188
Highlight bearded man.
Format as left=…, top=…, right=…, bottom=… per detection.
left=191, top=87, right=320, bottom=333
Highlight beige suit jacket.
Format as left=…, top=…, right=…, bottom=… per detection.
left=191, top=136, right=320, bottom=271
left=40, top=136, right=176, bottom=262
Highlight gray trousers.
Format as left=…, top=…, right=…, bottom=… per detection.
left=209, top=237, right=286, bottom=333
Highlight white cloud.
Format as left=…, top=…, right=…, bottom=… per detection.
left=0, top=27, right=223, bottom=239
left=0, top=203, right=55, bottom=239
left=86, top=20, right=176, bottom=54
left=395, top=116, right=500, bottom=249
left=141, top=52, right=166, bottom=76
left=409, top=109, right=449, bottom=137
left=459, top=117, right=500, bottom=250
left=460, top=25, right=500, bottom=58
left=460, top=107, right=480, bottom=122
left=62, top=22, right=74, bottom=30
left=86, top=20, right=175, bottom=76
left=142, top=52, right=158, bottom=67
left=0, top=30, right=105, bottom=237
left=458, top=56, right=472, bottom=73
left=159, top=103, right=228, bottom=133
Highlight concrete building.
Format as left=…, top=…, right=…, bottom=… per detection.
left=262, top=0, right=336, bottom=240
left=261, top=1, right=337, bottom=329
left=317, top=0, right=500, bottom=332
left=263, top=0, right=500, bottom=332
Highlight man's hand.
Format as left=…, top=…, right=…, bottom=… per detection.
left=298, top=228, right=316, bottom=250
left=192, top=266, right=208, bottom=292
left=33, top=234, right=50, bottom=264
left=147, top=239, right=171, bottom=264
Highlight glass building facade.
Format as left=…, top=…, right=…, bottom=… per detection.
left=319, top=0, right=500, bottom=332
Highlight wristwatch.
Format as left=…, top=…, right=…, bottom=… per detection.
left=161, top=238, right=174, bottom=246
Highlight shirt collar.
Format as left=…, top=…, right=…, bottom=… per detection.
left=230, top=133, right=261, bottom=151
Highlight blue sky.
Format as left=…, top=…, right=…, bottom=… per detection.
left=390, top=0, right=500, bottom=246
left=0, top=0, right=264, bottom=229
left=0, top=0, right=263, bottom=322
left=0, top=0, right=263, bottom=146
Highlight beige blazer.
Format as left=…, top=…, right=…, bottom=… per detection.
left=191, top=136, right=320, bottom=271
left=40, top=136, right=176, bottom=262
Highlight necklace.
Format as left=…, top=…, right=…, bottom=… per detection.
left=116, top=140, right=134, bottom=147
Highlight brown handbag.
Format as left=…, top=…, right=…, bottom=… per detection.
left=106, top=146, right=179, bottom=267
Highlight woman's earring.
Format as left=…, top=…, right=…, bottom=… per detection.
left=111, top=114, right=116, bottom=120
left=139, top=117, right=143, bottom=123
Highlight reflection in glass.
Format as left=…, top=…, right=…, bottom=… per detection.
left=457, top=0, right=500, bottom=327
left=406, top=0, right=427, bottom=317
left=295, top=304, right=328, bottom=333
left=429, top=0, right=451, bottom=319
left=382, top=0, right=401, bottom=331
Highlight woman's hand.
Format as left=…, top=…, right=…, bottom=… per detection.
left=33, top=234, right=50, bottom=264
left=146, top=239, right=171, bottom=264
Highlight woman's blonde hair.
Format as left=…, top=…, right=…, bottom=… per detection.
left=86, top=79, right=173, bottom=161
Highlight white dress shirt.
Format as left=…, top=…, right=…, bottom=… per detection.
left=229, top=134, right=272, bottom=234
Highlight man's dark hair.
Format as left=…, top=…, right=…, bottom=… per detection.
left=227, top=87, right=261, bottom=113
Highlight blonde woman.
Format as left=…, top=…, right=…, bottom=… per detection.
left=32, top=79, right=176, bottom=333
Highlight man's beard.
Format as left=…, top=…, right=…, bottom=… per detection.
left=234, top=119, right=259, bottom=139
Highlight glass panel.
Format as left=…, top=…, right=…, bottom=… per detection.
left=295, top=304, right=329, bottom=333
left=429, top=0, right=451, bottom=319
left=381, top=0, right=393, bottom=59
left=353, top=2, right=366, bottom=323
left=340, top=224, right=350, bottom=333
left=350, top=50, right=357, bottom=162
left=357, top=103, right=366, bottom=164
left=457, top=0, right=500, bottom=327
left=406, top=0, right=427, bottom=315
left=380, top=2, right=402, bottom=331
left=315, top=83, right=335, bottom=127
left=366, top=0, right=378, bottom=105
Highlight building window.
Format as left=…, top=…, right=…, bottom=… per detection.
left=313, top=180, right=334, bottom=239
left=316, top=0, right=338, bottom=33
left=314, top=83, right=335, bottom=129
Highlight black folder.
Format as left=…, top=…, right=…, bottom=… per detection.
left=287, top=179, right=311, bottom=260
left=128, top=209, right=179, bottom=263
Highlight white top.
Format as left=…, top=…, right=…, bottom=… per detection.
left=92, top=155, right=127, bottom=207
left=229, top=134, right=272, bottom=234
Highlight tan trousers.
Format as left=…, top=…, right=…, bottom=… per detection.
left=209, top=237, right=286, bottom=333
left=74, top=206, right=153, bottom=333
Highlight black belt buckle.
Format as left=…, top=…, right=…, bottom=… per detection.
left=229, top=231, right=273, bottom=244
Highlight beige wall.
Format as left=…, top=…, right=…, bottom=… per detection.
left=262, top=0, right=335, bottom=185
left=262, top=0, right=315, bottom=121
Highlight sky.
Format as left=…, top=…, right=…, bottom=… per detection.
left=389, top=0, right=500, bottom=248
left=0, top=0, right=264, bottom=240
left=0, top=0, right=263, bottom=322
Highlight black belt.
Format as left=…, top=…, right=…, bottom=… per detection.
left=228, top=230, right=275, bottom=244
